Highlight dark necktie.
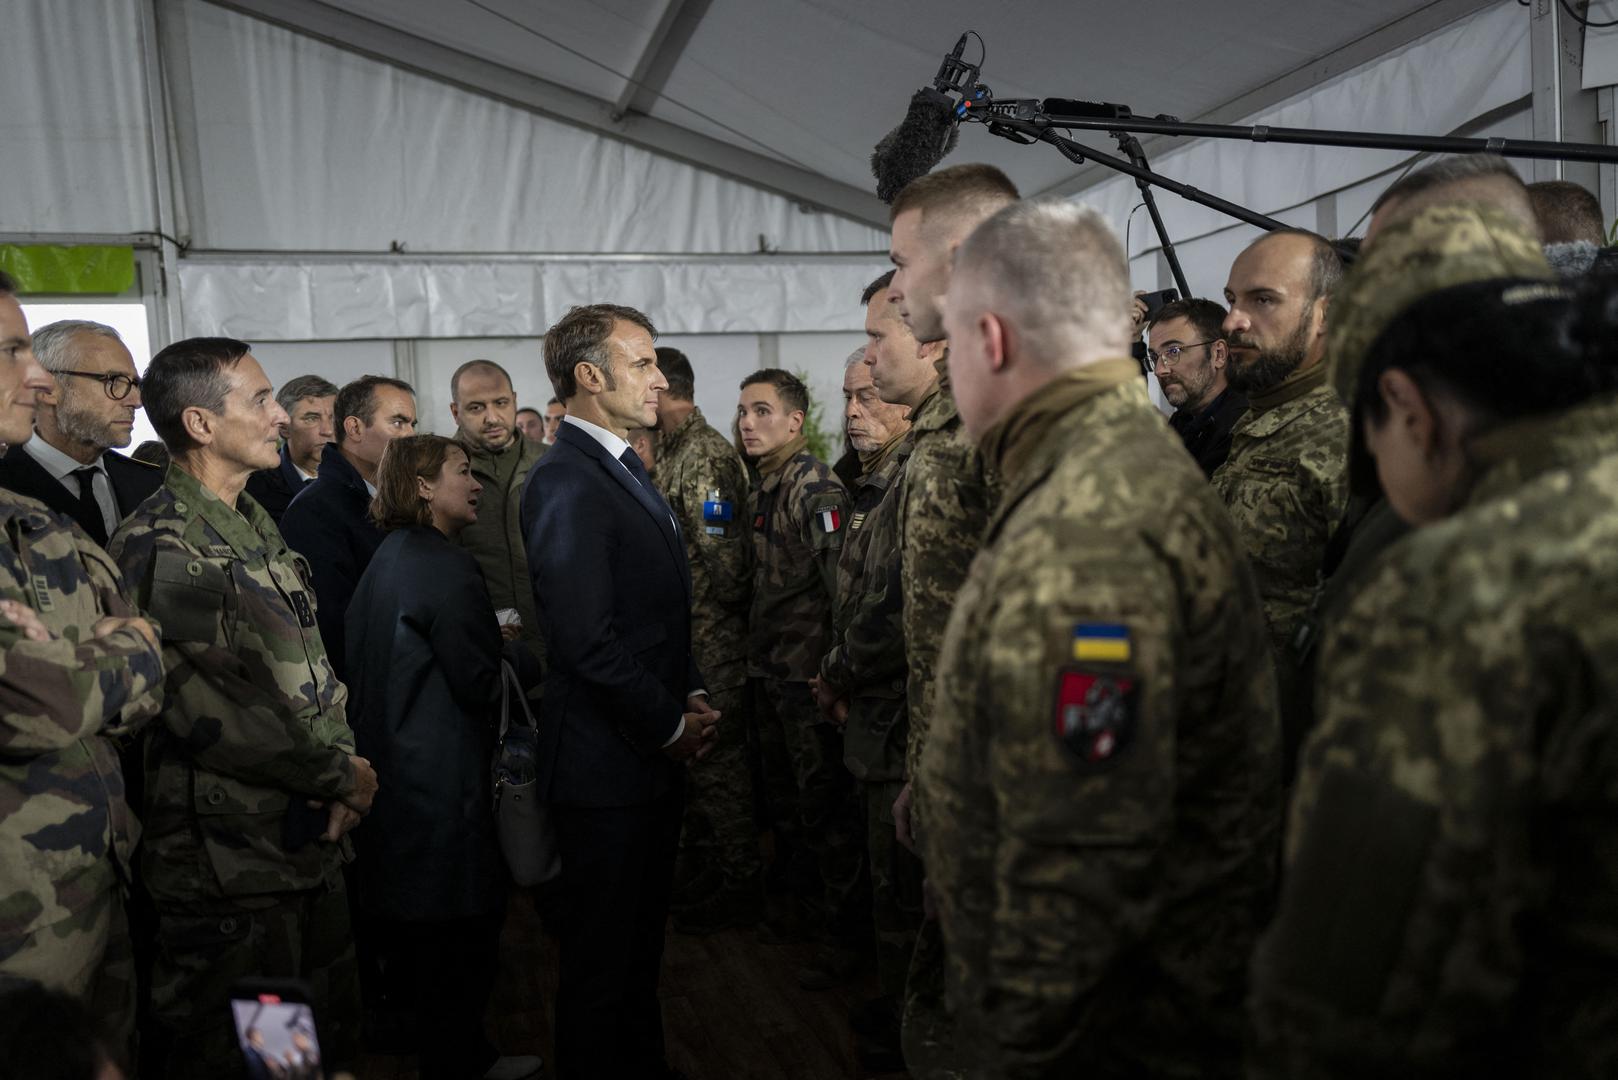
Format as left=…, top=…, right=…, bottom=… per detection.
left=618, top=448, right=676, bottom=527
left=72, top=466, right=108, bottom=546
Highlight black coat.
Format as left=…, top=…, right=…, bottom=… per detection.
left=345, top=526, right=506, bottom=921
left=244, top=443, right=312, bottom=524
left=0, top=442, right=162, bottom=541
left=1169, top=387, right=1249, bottom=478
left=280, top=443, right=385, bottom=682
left=519, top=421, right=701, bottom=808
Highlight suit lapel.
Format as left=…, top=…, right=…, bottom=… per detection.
left=0, top=444, right=80, bottom=521
left=558, top=424, right=690, bottom=593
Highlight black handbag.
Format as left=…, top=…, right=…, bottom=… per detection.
left=492, top=659, right=560, bottom=885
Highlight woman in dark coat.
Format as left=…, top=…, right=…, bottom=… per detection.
left=345, top=434, right=540, bottom=1080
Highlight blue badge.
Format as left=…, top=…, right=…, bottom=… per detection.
left=703, top=499, right=734, bottom=523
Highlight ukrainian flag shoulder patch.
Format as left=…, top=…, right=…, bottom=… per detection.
left=1072, top=623, right=1131, bottom=663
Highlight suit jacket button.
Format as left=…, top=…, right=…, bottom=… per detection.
left=219, top=917, right=238, bottom=934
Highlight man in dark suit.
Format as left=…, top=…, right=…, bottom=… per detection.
left=245, top=374, right=338, bottom=523
left=281, top=375, right=417, bottom=682
left=521, top=304, right=718, bottom=1080
left=0, top=320, right=161, bottom=545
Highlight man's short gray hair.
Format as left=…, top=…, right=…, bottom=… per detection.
left=953, top=197, right=1132, bottom=365
left=845, top=346, right=867, bottom=369
left=1370, top=153, right=1536, bottom=236
left=31, top=320, right=124, bottom=377
left=275, top=374, right=339, bottom=415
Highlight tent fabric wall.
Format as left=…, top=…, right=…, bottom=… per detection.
left=172, top=1, right=887, bottom=257
left=1, top=0, right=156, bottom=235
left=175, top=256, right=885, bottom=339
left=1078, top=1, right=1532, bottom=289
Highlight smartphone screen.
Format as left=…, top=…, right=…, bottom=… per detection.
left=230, top=982, right=324, bottom=1080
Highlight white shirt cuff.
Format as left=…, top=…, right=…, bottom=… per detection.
left=661, top=716, right=686, bottom=748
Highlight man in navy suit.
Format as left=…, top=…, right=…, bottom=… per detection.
left=522, top=304, right=718, bottom=1080
left=0, top=320, right=161, bottom=545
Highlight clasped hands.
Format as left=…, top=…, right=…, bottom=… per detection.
left=665, top=693, right=721, bottom=763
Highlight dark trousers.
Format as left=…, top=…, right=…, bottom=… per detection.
left=553, top=789, right=683, bottom=1079
left=402, top=913, right=501, bottom=1080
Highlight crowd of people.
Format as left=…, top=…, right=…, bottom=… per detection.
left=2, top=148, right=1617, bottom=1080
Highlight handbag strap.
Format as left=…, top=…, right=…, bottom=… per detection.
left=497, top=659, right=537, bottom=741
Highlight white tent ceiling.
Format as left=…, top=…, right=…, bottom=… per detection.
left=215, top=0, right=1506, bottom=229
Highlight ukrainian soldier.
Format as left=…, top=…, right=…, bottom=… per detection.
left=1211, top=229, right=1349, bottom=770
left=449, top=358, right=546, bottom=675
left=653, top=346, right=762, bottom=934
left=813, top=329, right=919, bottom=1067
left=1283, top=156, right=1545, bottom=774
left=737, top=368, right=860, bottom=974
left=884, top=163, right=1018, bottom=1076
left=0, top=271, right=163, bottom=1064
left=109, top=338, right=378, bottom=1078
left=922, top=199, right=1280, bottom=1078
left=1253, top=212, right=1615, bottom=1077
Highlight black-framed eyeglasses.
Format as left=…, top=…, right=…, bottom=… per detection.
left=1146, top=341, right=1216, bottom=368
left=58, top=370, right=141, bottom=400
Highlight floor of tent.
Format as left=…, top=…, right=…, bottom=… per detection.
left=356, top=892, right=908, bottom=1079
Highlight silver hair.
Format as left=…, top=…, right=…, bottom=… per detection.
left=953, top=197, right=1132, bottom=365
left=31, top=320, right=124, bottom=376
left=844, top=346, right=867, bottom=369
left=275, top=373, right=340, bottom=415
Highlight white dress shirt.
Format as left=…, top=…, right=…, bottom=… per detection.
left=24, top=434, right=117, bottom=537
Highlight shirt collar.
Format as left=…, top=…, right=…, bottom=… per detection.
left=562, top=413, right=633, bottom=462
left=24, top=433, right=104, bottom=482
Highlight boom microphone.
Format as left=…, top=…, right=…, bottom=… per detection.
left=870, top=87, right=960, bottom=203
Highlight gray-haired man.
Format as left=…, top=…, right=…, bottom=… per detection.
left=245, top=373, right=338, bottom=523
left=0, top=319, right=160, bottom=545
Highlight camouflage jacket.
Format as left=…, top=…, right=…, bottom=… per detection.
left=457, top=433, right=546, bottom=675
left=746, top=435, right=846, bottom=682
left=0, top=494, right=163, bottom=949
left=654, top=407, right=751, bottom=692
left=1251, top=395, right=1618, bottom=1079
left=1210, top=363, right=1349, bottom=664
left=109, top=467, right=357, bottom=905
left=919, top=364, right=1281, bottom=1078
left=820, top=435, right=911, bottom=781
left=899, top=357, right=998, bottom=778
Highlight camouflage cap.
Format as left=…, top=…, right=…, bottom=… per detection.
left=1326, top=203, right=1552, bottom=405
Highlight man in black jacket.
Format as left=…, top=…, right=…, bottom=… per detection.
left=245, top=374, right=337, bottom=522
left=1146, top=298, right=1248, bottom=478
left=281, top=375, right=417, bottom=682
left=521, top=304, right=717, bottom=1080
left=0, top=320, right=160, bottom=544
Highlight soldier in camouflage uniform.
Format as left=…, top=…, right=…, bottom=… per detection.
left=815, top=340, right=919, bottom=1051
left=737, top=368, right=860, bottom=959
left=920, top=199, right=1281, bottom=1078
left=449, top=359, right=547, bottom=680
left=0, top=275, right=163, bottom=1063
left=1210, top=229, right=1350, bottom=769
left=109, top=338, right=378, bottom=1078
left=1251, top=211, right=1618, bottom=1078
left=652, top=346, right=762, bottom=933
left=885, top=164, right=1018, bottom=1077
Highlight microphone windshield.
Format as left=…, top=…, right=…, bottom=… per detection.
left=871, top=88, right=960, bottom=204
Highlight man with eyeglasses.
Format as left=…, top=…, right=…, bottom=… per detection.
left=1144, top=298, right=1247, bottom=477
left=0, top=320, right=161, bottom=547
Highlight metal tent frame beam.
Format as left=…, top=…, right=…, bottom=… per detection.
left=610, top=0, right=712, bottom=120
left=207, top=0, right=890, bottom=230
